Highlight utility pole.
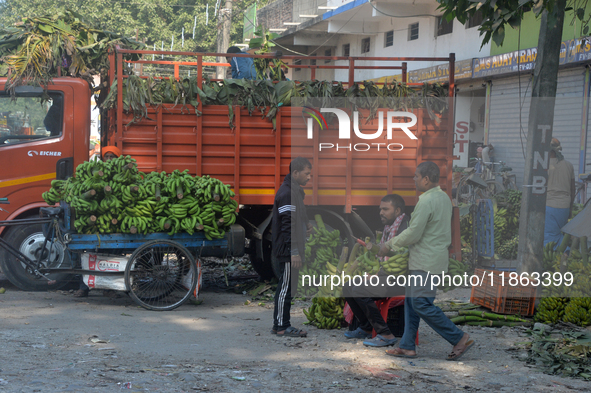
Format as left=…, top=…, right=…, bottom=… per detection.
left=216, top=0, right=233, bottom=79
left=517, top=0, right=566, bottom=273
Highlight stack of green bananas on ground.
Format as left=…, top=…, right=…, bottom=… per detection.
left=303, top=296, right=345, bottom=329
left=535, top=297, right=569, bottom=324
left=381, top=247, right=409, bottom=275
left=439, top=258, right=470, bottom=293
left=298, top=214, right=342, bottom=297
left=563, top=297, right=591, bottom=327
left=543, top=235, right=591, bottom=298
left=41, top=157, right=238, bottom=238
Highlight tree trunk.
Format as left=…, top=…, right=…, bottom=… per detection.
left=517, top=0, right=566, bottom=274
left=216, top=0, right=233, bottom=79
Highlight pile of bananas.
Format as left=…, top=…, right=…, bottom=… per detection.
left=496, top=234, right=519, bottom=260
left=535, top=297, right=569, bottom=324
left=381, top=247, right=409, bottom=275
left=538, top=240, right=591, bottom=326
left=303, top=296, right=345, bottom=329
left=563, top=298, right=591, bottom=327
left=493, top=206, right=520, bottom=259
left=439, top=258, right=470, bottom=292
left=42, top=179, right=68, bottom=205
left=542, top=241, right=560, bottom=271
left=42, top=158, right=237, bottom=238
left=504, top=189, right=522, bottom=208
left=460, top=214, right=473, bottom=247
left=356, top=245, right=381, bottom=275
left=299, top=214, right=342, bottom=297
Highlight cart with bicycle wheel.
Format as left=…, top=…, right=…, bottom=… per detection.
left=0, top=204, right=245, bottom=311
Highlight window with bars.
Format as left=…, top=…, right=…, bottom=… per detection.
left=384, top=30, right=393, bottom=47
left=361, top=37, right=370, bottom=53
left=324, top=49, right=331, bottom=63
left=294, top=58, right=301, bottom=72
left=343, top=43, right=350, bottom=57
left=437, top=16, right=453, bottom=36
left=408, top=23, right=419, bottom=41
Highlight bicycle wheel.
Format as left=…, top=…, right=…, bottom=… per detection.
left=125, top=240, right=197, bottom=311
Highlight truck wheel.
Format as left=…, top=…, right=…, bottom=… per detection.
left=0, top=222, right=72, bottom=291
left=251, top=235, right=275, bottom=281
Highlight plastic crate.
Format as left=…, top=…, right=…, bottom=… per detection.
left=470, top=268, right=536, bottom=316
left=386, top=305, right=405, bottom=337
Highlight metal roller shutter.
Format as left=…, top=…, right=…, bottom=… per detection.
left=488, top=67, right=585, bottom=187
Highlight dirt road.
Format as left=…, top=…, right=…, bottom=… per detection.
left=0, top=274, right=588, bottom=392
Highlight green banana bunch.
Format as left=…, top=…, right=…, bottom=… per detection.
left=42, top=158, right=239, bottom=239
left=562, top=297, right=591, bottom=327
left=381, top=247, right=409, bottom=275
left=437, top=258, right=470, bottom=293
left=535, top=297, right=569, bottom=324
left=42, top=179, right=66, bottom=205
left=164, top=169, right=195, bottom=200
left=195, top=175, right=236, bottom=204
left=497, top=234, right=519, bottom=260
left=303, top=296, right=345, bottom=329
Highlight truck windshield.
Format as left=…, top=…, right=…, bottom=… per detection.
left=0, top=92, right=63, bottom=146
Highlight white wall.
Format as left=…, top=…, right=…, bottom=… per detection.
left=330, top=15, right=490, bottom=82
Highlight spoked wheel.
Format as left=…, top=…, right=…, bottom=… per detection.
left=124, top=240, right=197, bottom=311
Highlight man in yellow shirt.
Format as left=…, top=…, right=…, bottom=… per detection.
left=378, top=161, right=474, bottom=361
left=544, top=138, right=575, bottom=248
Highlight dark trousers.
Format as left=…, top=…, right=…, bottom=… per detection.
left=272, top=258, right=298, bottom=330
left=345, top=296, right=391, bottom=336
left=343, top=274, right=405, bottom=336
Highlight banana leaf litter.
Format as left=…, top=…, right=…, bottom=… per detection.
left=519, top=325, right=591, bottom=380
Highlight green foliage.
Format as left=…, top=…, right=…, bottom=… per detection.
left=248, top=25, right=285, bottom=81
left=101, top=75, right=450, bottom=129
left=437, top=0, right=591, bottom=48
left=0, top=0, right=256, bottom=56
left=0, top=10, right=144, bottom=92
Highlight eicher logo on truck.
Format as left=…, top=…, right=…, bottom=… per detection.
left=28, top=150, right=62, bottom=157
left=303, top=107, right=417, bottom=152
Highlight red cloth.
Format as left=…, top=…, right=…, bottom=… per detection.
left=344, top=302, right=354, bottom=324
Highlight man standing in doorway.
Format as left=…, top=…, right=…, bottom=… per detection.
left=544, top=138, right=575, bottom=248
left=378, top=161, right=474, bottom=361
left=271, top=157, right=312, bottom=337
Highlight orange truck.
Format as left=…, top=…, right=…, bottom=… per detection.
left=0, top=49, right=460, bottom=290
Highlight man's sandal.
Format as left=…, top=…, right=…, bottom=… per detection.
left=276, top=327, right=307, bottom=337
left=446, top=339, right=475, bottom=361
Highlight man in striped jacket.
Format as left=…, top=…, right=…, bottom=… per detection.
left=271, top=157, right=312, bottom=337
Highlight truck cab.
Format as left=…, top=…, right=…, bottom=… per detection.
left=0, top=79, right=91, bottom=290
